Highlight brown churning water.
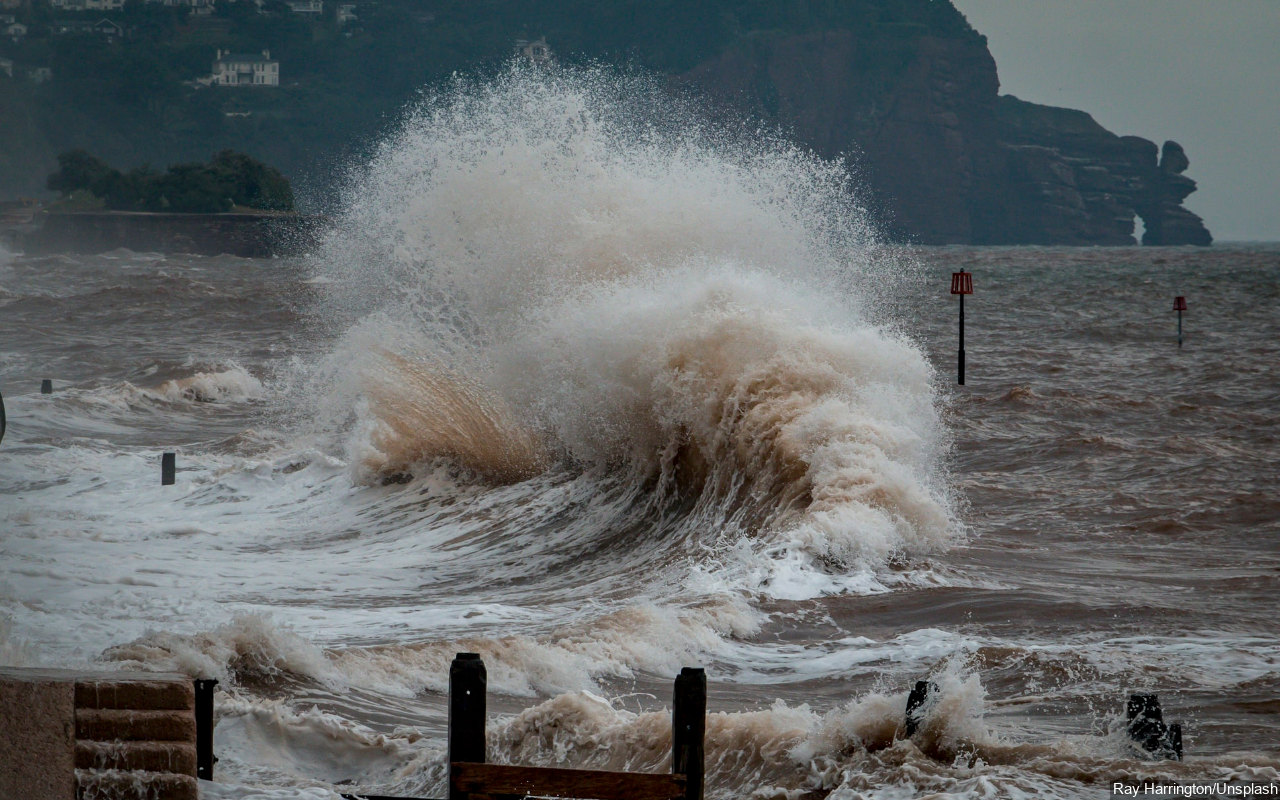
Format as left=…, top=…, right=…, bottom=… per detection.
left=0, top=64, right=1277, bottom=798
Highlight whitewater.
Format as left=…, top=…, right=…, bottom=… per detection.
left=1, top=64, right=1277, bottom=798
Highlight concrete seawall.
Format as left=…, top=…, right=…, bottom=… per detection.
left=0, top=667, right=199, bottom=800
left=18, top=211, right=327, bottom=257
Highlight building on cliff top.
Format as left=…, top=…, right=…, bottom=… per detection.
left=515, top=37, right=552, bottom=64
left=50, top=0, right=124, bottom=10
left=211, top=49, right=279, bottom=87
left=287, top=0, right=323, bottom=15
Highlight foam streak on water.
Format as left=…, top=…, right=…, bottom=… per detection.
left=1, top=64, right=1278, bottom=799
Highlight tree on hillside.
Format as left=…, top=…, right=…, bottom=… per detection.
left=46, top=149, right=116, bottom=196
left=153, top=163, right=234, bottom=212
left=210, top=149, right=294, bottom=211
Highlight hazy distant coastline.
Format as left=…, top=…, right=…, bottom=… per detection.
left=14, top=210, right=324, bottom=257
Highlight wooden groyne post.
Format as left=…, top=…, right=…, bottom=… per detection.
left=447, top=653, right=486, bottom=800
left=447, top=653, right=703, bottom=800
left=672, top=667, right=706, bottom=800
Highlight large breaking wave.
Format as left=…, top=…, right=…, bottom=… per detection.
left=305, top=62, right=957, bottom=598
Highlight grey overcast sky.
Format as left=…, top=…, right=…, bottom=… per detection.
left=950, top=0, right=1280, bottom=242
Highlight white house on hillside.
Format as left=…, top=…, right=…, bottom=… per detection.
left=142, top=0, right=215, bottom=11
left=514, top=36, right=552, bottom=63
left=212, top=49, right=279, bottom=86
left=286, top=0, right=322, bottom=15
left=50, top=0, right=125, bottom=10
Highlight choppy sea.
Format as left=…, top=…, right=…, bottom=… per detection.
left=2, top=66, right=1277, bottom=798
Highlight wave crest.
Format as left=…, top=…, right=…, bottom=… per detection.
left=355, top=351, right=547, bottom=484
left=309, top=61, right=953, bottom=575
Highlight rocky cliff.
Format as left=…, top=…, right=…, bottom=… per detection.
left=680, top=27, right=1212, bottom=245
left=1, top=0, right=1212, bottom=246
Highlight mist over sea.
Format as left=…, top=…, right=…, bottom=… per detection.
left=2, top=66, right=1277, bottom=798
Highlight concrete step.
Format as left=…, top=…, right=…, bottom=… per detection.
left=75, top=708, right=195, bottom=743
left=75, top=768, right=198, bottom=800
left=75, top=740, right=197, bottom=774
left=75, top=678, right=194, bottom=711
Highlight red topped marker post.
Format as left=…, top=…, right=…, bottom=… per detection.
left=1173, top=296, right=1187, bottom=348
left=951, top=270, right=973, bottom=384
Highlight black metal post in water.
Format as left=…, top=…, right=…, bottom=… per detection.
left=672, top=667, right=706, bottom=800
left=41, top=379, right=52, bottom=394
left=194, top=678, right=218, bottom=780
left=162, top=452, right=176, bottom=486
left=448, top=653, right=486, bottom=800
left=958, top=292, right=966, bottom=385
left=1173, top=296, right=1188, bottom=349
left=0, top=389, right=6, bottom=446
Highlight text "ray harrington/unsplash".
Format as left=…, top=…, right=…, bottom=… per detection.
left=1113, top=784, right=1279, bottom=797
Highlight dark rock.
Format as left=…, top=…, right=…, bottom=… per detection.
left=678, top=25, right=1212, bottom=246
left=1140, top=141, right=1212, bottom=245
left=1160, top=140, right=1190, bottom=174
left=987, top=97, right=1211, bottom=246
left=681, top=29, right=1000, bottom=244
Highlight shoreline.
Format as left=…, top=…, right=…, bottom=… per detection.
left=10, top=210, right=328, bottom=258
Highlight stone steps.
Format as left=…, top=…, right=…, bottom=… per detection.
left=74, top=768, right=199, bottom=800
left=73, top=674, right=199, bottom=800
left=76, top=707, right=197, bottom=742
left=0, top=667, right=201, bottom=800
left=75, top=678, right=195, bottom=711
left=75, top=740, right=198, bottom=773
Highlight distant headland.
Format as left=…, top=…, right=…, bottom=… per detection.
left=0, top=0, right=1210, bottom=245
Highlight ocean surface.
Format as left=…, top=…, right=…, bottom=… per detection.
left=2, top=67, right=1278, bottom=798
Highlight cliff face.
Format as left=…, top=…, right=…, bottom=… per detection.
left=990, top=97, right=1211, bottom=245
left=683, top=28, right=1001, bottom=244
left=680, top=29, right=1212, bottom=246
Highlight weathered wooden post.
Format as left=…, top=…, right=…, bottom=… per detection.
left=1126, top=693, right=1182, bottom=759
left=1173, top=296, right=1187, bottom=348
left=162, top=452, right=176, bottom=486
left=672, top=667, right=705, bottom=800
left=951, top=270, right=973, bottom=384
left=449, top=653, right=486, bottom=800
left=904, top=680, right=936, bottom=738
left=41, top=379, right=52, bottom=394
left=1166, top=723, right=1183, bottom=760
left=1127, top=693, right=1165, bottom=751
left=194, top=678, right=218, bottom=780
